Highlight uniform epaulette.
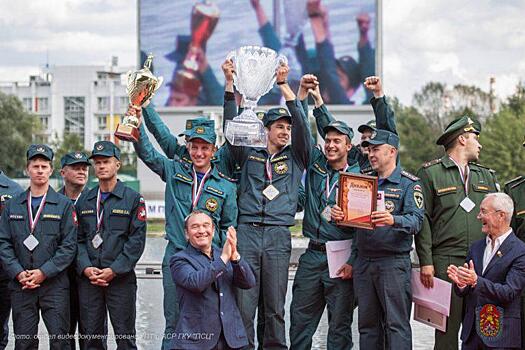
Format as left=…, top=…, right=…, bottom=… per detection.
left=422, top=158, right=441, bottom=168
left=469, top=162, right=496, bottom=173
left=505, top=176, right=525, bottom=189
left=401, top=170, right=419, bottom=181
left=218, top=171, right=237, bottom=182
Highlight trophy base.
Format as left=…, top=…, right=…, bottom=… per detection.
left=225, top=119, right=267, bottom=148
left=115, top=124, right=139, bottom=143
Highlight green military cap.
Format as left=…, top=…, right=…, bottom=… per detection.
left=178, top=117, right=215, bottom=137
left=27, top=144, right=54, bottom=161
left=436, top=116, right=481, bottom=146
left=357, top=119, right=377, bottom=134
left=187, top=125, right=217, bottom=145
left=361, top=129, right=400, bottom=149
left=263, top=107, right=291, bottom=127
left=323, top=120, right=354, bottom=139
left=89, top=141, right=121, bottom=160
left=60, top=151, right=91, bottom=168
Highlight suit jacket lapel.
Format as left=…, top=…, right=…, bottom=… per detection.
left=482, top=232, right=515, bottom=277
left=473, top=241, right=485, bottom=277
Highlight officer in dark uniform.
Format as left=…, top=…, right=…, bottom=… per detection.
left=59, top=151, right=91, bottom=350
left=0, top=169, right=23, bottom=350
left=76, top=141, right=147, bottom=350
left=415, top=116, right=499, bottom=350
left=0, top=144, right=78, bottom=350
left=504, top=138, right=525, bottom=348
left=333, top=130, right=424, bottom=349
left=222, top=61, right=310, bottom=349
left=132, top=115, right=238, bottom=350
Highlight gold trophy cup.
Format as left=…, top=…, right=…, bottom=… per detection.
left=115, top=54, right=163, bottom=142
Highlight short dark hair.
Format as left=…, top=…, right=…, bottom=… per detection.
left=184, top=210, right=213, bottom=230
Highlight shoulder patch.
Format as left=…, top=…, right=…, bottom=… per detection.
left=506, top=176, right=525, bottom=189
left=422, top=158, right=442, bottom=168
left=401, top=170, right=419, bottom=181
left=218, top=172, right=237, bottom=182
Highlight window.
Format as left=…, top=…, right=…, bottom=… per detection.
left=64, top=96, right=85, bottom=144
left=118, top=96, right=129, bottom=110
left=97, top=115, right=107, bottom=130
left=22, top=97, right=32, bottom=112
left=39, top=115, right=50, bottom=130
left=97, top=96, right=109, bottom=111
left=36, top=97, right=48, bottom=112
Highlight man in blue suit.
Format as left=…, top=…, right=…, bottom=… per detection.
left=448, top=192, right=525, bottom=349
left=170, top=211, right=256, bottom=350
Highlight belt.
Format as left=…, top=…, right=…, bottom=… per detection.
left=308, top=240, right=326, bottom=252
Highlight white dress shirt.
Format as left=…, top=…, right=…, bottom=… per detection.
left=482, top=229, right=512, bottom=274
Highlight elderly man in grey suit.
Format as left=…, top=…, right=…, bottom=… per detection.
left=448, top=193, right=525, bottom=349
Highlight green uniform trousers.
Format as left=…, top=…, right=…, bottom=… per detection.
left=235, top=223, right=291, bottom=350
left=289, top=248, right=354, bottom=350
left=433, top=255, right=464, bottom=350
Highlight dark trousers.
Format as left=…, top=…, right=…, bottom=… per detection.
left=11, top=286, right=71, bottom=350
left=235, top=224, right=291, bottom=350
left=162, top=243, right=181, bottom=350
left=289, top=248, right=354, bottom=350
left=0, top=279, right=10, bottom=350
left=78, top=271, right=137, bottom=350
left=67, top=265, right=80, bottom=350
left=354, top=255, right=412, bottom=350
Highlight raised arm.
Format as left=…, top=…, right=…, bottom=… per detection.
left=132, top=114, right=171, bottom=181
left=141, top=104, right=184, bottom=159
left=364, top=76, right=397, bottom=134
left=277, top=65, right=311, bottom=169
left=222, top=59, right=250, bottom=166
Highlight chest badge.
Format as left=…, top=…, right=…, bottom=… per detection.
left=385, top=200, right=395, bottom=213
left=476, top=304, right=503, bottom=340
left=205, top=198, right=219, bottom=212
left=274, top=162, right=288, bottom=175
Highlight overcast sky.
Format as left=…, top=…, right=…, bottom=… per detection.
left=1, top=0, right=524, bottom=104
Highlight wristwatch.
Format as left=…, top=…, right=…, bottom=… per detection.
left=232, top=253, right=241, bottom=264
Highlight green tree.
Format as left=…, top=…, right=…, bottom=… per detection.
left=391, top=98, right=443, bottom=173
left=50, top=132, right=87, bottom=172
left=479, top=84, right=525, bottom=183
left=0, top=92, right=39, bottom=177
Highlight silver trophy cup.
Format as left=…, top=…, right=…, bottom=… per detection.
left=224, top=46, right=288, bottom=147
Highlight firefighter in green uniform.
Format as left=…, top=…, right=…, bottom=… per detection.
left=0, top=169, right=23, bottom=350
left=415, top=116, right=499, bottom=350
left=289, top=81, right=359, bottom=349
left=222, top=61, right=310, bottom=349
left=132, top=111, right=238, bottom=350
left=310, top=76, right=397, bottom=175
left=0, top=144, right=78, bottom=350
left=504, top=138, right=525, bottom=348
left=141, top=104, right=240, bottom=180
left=76, top=141, right=147, bottom=350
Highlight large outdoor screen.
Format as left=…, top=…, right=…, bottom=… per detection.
left=139, top=0, right=378, bottom=107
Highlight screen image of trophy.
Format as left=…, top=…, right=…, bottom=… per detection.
left=173, top=1, right=220, bottom=98
left=115, top=54, right=163, bottom=142
left=224, top=46, right=287, bottom=147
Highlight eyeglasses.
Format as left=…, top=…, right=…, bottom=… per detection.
left=478, top=209, right=502, bottom=216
